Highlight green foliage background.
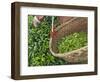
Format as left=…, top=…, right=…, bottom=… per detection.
left=28, top=15, right=66, bottom=66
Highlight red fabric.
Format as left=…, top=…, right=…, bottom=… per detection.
left=50, top=28, right=57, bottom=38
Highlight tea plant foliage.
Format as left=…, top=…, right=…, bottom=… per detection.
left=28, top=15, right=66, bottom=66
left=58, top=32, right=87, bottom=53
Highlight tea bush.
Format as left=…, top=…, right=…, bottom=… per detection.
left=28, top=15, right=66, bottom=66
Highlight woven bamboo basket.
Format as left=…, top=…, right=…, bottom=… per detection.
left=49, top=17, right=88, bottom=64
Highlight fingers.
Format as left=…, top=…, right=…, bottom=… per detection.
left=32, top=16, right=44, bottom=27
left=32, top=16, right=40, bottom=27
left=37, top=16, right=44, bottom=21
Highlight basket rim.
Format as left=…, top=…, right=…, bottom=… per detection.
left=49, top=37, right=87, bottom=57
left=56, top=46, right=87, bottom=57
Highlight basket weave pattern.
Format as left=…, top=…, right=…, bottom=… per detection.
left=50, top=17, right=88, bottom=63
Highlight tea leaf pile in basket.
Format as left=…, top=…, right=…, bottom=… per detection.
left=58, top=32, right=87, bottom=53
left=28, top=15, right=66, bottom=66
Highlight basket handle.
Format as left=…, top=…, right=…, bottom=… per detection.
left=50, top=17, right=77, bottom=38
left=50, top=16, right=57, bottom=38
left=55, top=17, right=77, bottom=32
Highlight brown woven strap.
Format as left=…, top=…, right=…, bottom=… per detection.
left=55, top=17, right=77, bottom=32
